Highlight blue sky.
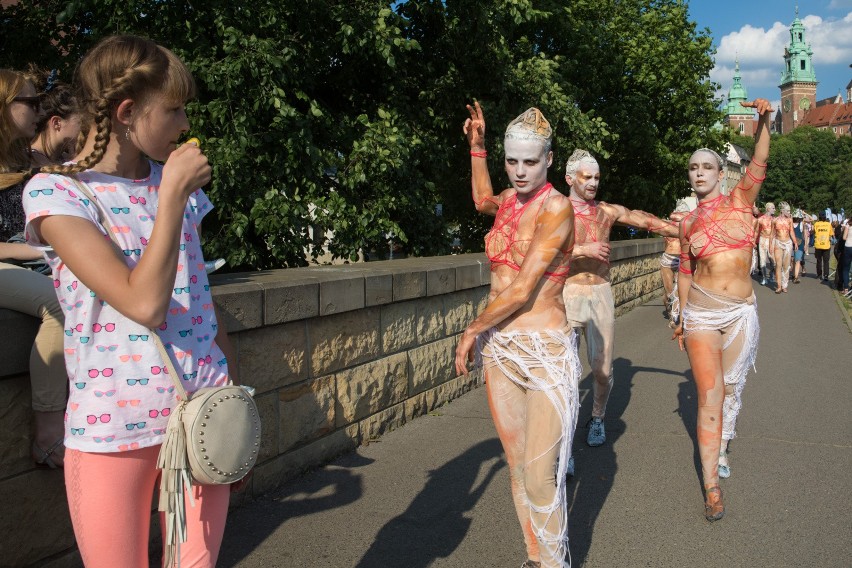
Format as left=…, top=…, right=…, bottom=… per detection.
left=687, top=0, right=852, bottom=109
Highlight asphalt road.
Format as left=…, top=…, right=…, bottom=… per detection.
left=216, top=257, right=852, bottom=568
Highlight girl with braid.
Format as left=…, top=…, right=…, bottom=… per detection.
left=672, top=98, right=773, bottom=522
left=456, top=102, right=578, bottom=568
left=22, top=35, right=236, bottom=567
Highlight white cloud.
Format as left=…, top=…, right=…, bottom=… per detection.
left=828, top=1, right=852, bottom=10
left=711, top=12, right=852, bottom=99
left=801, top=13, right=852, bottom=65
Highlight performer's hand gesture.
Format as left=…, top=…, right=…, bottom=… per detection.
left=464, top=101, right=486, bottom=151
left=741, top=98, right=773, bottom=117
left=672, top=323, right=685, bottom=351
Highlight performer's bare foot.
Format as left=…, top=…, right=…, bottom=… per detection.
left=704, top=485, right=724, bottom=521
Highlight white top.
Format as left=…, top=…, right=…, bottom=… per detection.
left=23, top=162, right=229, bottom=453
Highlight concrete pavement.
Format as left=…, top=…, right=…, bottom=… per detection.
left=216, top=257, right=852, bottom=568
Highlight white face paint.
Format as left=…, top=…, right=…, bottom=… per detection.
left=566, top=160, right=600, bottom=201
left=503, top=137, right=552, bottom=197
left=766, top=204, right=776, bottom=215
left=687, top=150, right=723, bottom=196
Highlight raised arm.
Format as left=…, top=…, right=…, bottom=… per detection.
left=455, top=195, right=574, bottom=374
left=611, top=204, right=679, bottom=238
left=464, top=101, right=501, bottom=216
left=737, top=99, right=773, bottom=206
left=33, top=145, right=211, bottom=328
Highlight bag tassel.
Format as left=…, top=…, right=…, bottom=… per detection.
left=157, top=403, right=194, bottom=568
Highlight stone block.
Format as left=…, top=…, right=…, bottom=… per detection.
left=392, top=270, right=426, bottom=301
left=360, top=402, right=406, bottom=441
left=0, top=468, right=73, bottom=567
left=455, top=260, right=483, bottom=290
left=0, top=374, right=33, bottom=479
left=263, top=277, right=319, bottom=325
left=380, top=301, right=417, bottom=355
left=238, top=321, right=308, bottom=393
left=211, top=281, right=263, bottom=332
left=279, top=375, right=336, bottom=453
left=407, top=336, right=457, bottom=394
left=444, top=288, right=488, bottom=335
left=365, top=272, right=393, bottom=307
left=0, top=309, right=38, bottom=378
left=416, top=296, right=445, bottom=343
left=480, top=261, right=492, bottom=286
left=335, top=353, right=409, bottom=427
left=309, top=309, right=380, bottom=376
left=403, top=391, right=429, bottom=421
left=254, top=391, right=279, bottom=462
left=320, top=274, right=365, bottom=316
left=426, top=264, right=456, bottom=296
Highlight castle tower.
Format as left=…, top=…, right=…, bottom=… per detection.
left=723, top=59, right=755, bottom=135
left=779, top=7, right=817, bottom=133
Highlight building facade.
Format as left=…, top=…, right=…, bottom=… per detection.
left=778, top=9, right=818, bottom=134
left=723, top=60, right=756, bottom=135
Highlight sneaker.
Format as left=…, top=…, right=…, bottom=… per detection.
left=718, top=452, right=730, bottom=479
left=760, top=278, right=766, bottom=285
left=566, top=456, right=575, bottom=478
left=587, top=417, right=605, bottom=447
left=204, top=258, right=226, bottom=274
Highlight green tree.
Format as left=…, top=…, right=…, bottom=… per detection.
left=763, top=127, right=837, bottom=213
left=1, top=0, right=722, bottom=267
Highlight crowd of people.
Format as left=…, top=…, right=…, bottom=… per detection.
left=0, top=31, right=841, bottom=568
left=454, top=93, right=777, bottom=567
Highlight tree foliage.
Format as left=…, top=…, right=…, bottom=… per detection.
left=760, top=127, right=852, bottom=215
left=2, top=0, right=723, bottom=269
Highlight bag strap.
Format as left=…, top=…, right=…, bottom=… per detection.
left=68, top=176, right=189, bottom=401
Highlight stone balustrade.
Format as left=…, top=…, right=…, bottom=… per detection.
left=0, top=239, right=664, bottom=567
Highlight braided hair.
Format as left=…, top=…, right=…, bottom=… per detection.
left=41, top=35, right=196, bottom=177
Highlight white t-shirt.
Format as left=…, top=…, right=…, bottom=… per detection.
left=23, top=162, right=229, bottom=453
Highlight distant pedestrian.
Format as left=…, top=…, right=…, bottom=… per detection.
left=841, top=217, right=852, bottom=294
left=812, top=212, right=832, bottom=282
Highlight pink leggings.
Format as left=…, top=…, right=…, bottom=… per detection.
left=65, top=445, right=230, bottom=568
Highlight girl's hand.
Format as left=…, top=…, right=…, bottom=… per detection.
left=672, top=324, right=685, bottom=351
left=454, top=331, right=477, bottom=376
left=463, top=101, right=486, bottom=151
left=160, top=142, right=211, bottom=200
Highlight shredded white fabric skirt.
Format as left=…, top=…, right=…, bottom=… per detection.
left=774, top=238, right=793, bottom=289
left=659, top=251, right=680, bottom=269
left=478, top=326, right=581, bottom=568
left=682, top=283, right=759, bottom=440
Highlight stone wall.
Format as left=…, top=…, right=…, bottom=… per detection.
left=0, top=240, right=664, bottom=567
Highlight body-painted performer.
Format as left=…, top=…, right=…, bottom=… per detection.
left=672, top=98, right=772, bottom=521
left=660, top=200, right=694, bottom=326
left=455, top=102, right=577, bottom=568
left=756, top=203, right=775, bottom=285
left=772, top=202, right=796, bottom=293
left=562, top=150, right=678, bottom=448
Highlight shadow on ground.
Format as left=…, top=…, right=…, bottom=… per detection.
left=567, top=356, right=683, bottom=567
left=354, top=438, right=504, bottom=568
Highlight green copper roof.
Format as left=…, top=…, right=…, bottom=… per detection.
left=725, top=60, right=751, bottom=115
left=780, top=9, right=817, bottom=86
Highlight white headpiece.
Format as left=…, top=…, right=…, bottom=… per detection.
left=565, top=149, right=599, bottom=178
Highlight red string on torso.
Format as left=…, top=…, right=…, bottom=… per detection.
left=485, top=183, right=570, bottom=282
left=684, top=194, right=756, bottom=261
